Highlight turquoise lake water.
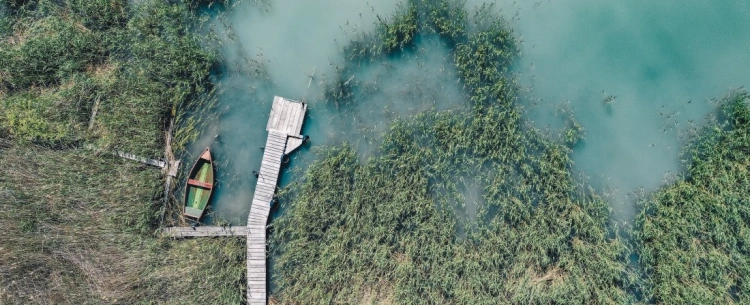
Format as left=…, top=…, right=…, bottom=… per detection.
left=487, top=0, right=750, bottom=220
left=193, top=0, right=750, bottom=226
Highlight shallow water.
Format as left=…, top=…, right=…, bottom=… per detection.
left=465, top=0, right=750, bottom=220
left=195, top=0, right=750, bottom=225
left=192, top=0, right=473, bottom=225
left=187, top=0, right=750, bottom=297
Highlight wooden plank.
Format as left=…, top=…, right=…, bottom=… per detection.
left=251, top=201, right=272, bottom=209
left=162, top=226, right=248, bottom=237
left=259, top=170, right=279, bottom=179
left=249, top=209, right=269, bottom=217
left=289, top=102, right=300, bottom=134
left=249, top=216, right=267, bottom=223
left=284, top=103, right=297, bottom=135
left=285, top=137, right=302, bottom=154
left=251, top=198, right=271, bottom=205
left=268, top=132, right=287, bottom=141
left=253, top=184, right=276, bottom=194
left=249, top=213, right=269, bottom=221
left=270, top=98, right=280, bottom=130
left=269, top=96, right=283, bottom=131
left=251, top=204, right=270, bottom=212
left=249, top=210, right=268, bottom=217
left=248, top=214, right=269, bottom=222
left=248, top=219, right=268, bottom=227
left=279, top=97, right=290, bottom=131
left=283, top=101, right=299, bottom=134
left=274, top=99, right=286, bottom=132
left=255, top=184, right=276, bottom=192
left=252, top=199, right=270, bottom=206
left=114, top=150, right=166, bottom=168
left=260, top=161, right=281, bottom=170
left=258, top=169, right=279, bottom=178
left=251, top=203, right=271, bottom=212
left=252, top=192, right=272, bottom=202
left=253, top=193, right=272, bottom=201
left=261, top=154, right=283, bottom=163
left=289, top=105, right=299, bottom=136
left=269, top=135, right=286, bottom=144
left=265, top=145, right=283, bottom=153
left=247, top=97, right=309, bottom=305
left=263, top=152, right=284, bottom=162
left=247, top=226, right=266, bottom=233
left=259, top=164, right=280, bottom=173
left=187, top=179, right=213, bottom=189
left=254, top=185, right=274, bottom=193
left=254, top=184, right=275, bottom=193
left=295, top=104, right=306, bottom=135
left=293, top=103, right=303, bottom=133
left=266, top=142, right=285, bottom=151
left=266, top=96, right=281, bottom=130
left=267, top=136, right=285, bottom=145
left=266, top=138, right=285, bottom=148
left=254, top=184, right=275, bottom=192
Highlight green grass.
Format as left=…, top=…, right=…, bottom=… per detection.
left=2, top=0, right=749, bottom=304
left=0, top=0, right=242, bottom=304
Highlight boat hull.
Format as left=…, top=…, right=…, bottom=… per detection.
left=184, top=148, right=214, bottom=219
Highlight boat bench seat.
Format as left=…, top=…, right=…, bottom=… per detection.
left=188, top=179, right=213, bottom=189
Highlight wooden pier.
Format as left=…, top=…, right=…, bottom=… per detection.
left=247, top=96, right=307, bottom=305
left=162, top=226, right=248, bottom=237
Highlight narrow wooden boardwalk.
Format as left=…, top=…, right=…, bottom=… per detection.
left=162, top=226, right=248, bottom=237
left=247, top=96, right=307, bottom=305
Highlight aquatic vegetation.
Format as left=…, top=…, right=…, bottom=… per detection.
left=2, top=0, right=748, bottom=303
left=379, top=3, right=418, bottom=54
left=271, top=1, right=634, bottom=304
left=0, top=0, right=217, bottom=156
left=0, top=1, right=241, bottom=304
left=634, top=92, right=750, bottom=304
left=423, top=0, right=466, bottom=41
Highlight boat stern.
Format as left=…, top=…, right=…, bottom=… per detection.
left=184, top=207, right=204, bottom=219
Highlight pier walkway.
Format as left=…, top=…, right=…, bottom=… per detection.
left=162, top=226, right=248, bottom=237
left=247, top=96, right=307, bottom=305
left=162, top=97, right=306, bottom=304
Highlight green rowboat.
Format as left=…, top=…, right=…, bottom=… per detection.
left=184, top=147, right=214, bottom=219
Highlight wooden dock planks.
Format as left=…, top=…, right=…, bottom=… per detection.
left=246, top=97, right=307, bottom=305
left=266, top=96, right=307, bottom=136
left=162, top=226, right=248, bottom=237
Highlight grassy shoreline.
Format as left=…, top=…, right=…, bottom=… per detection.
left=0, top=1, right=243, bottom=304
left=2, top=0, right=749, bottom=304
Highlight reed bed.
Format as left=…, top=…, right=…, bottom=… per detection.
left=271, top=1, right=635, bottom=304
left=2, top=0, right=748, bottom=304
left=0, top=1, right=243, bottom=304
left=634, top=92, right=750, bottom=304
